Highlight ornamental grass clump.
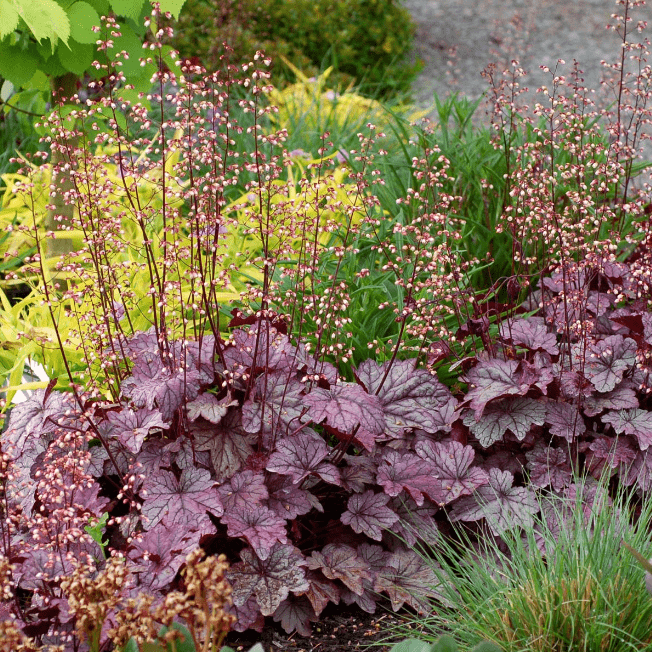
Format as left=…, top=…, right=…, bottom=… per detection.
left=5, top=0, right=652, bottom=649
left=391, top=474, right=652, bottom=652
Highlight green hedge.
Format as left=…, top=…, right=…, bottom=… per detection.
left=170, top=0, right=421, bottom=98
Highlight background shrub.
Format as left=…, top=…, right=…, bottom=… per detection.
left=169, top=0, right=421, bottom=98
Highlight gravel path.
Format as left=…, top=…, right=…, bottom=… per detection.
left=403, top=0, right=647, bottom=121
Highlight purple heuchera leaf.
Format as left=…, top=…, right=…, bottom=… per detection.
left=340, top=490, right=398, bottom=541
left=582, top=435, right=637, bottom=476
left=571, top=335, right=637, bottom=393
left=105, top=407, right=169, bottom=454
left=545, top=402, right=586, bottom=442
left=376, top=450, right=441, bottom=506
left=128, top=520, right=200, bottom=592
left=241, top=370, right=306, bottom=439
left=374, top=547, right=448, bottom=614
left=218, top=470, right=269, bottom=510
left=463, top=359, right=546, bottom=419
left=415, top=439, right=489, bottom=506
left=388, top=496, right=439, bottom=547
left=222, top=503, right=288, bottom=560
left=583, top=383, right=638, bottom=417
left=141, top=467, right=223, bottom=531
left=462, top=397, right=546, bottom=448
left=273, top=595, right=318, bottom=636
left=222, top=326, right=299, bottom=378
left=450, top=468, right=539, bottom=535
left=499, top=317, right=559, bottom=355
left=229, top=544, right=309, bottom=616
left=229, top=595, right=265, bottom=633
left=526, top=444, right=571, bottom=490
left=265, top=475, right=318, bottom=519
left=355, top=359, right=456, bottom=436
left=602, top=409, right=652, bottom=450
left=266, top=430, right=339, bottom=485
left=5, top=389, right=71, bottom=456
left=122, top=362, right=201, bottom=422
left=307, top=544, right=372, bottom=596
left=303, top=383, right=385, bottom=451
left=192, top=410, right=256, bottom=480
left=186, top=393, right=237, bottom=424
left=298, top=570, right=341, bottom=616
left=622, top=450, right=652, bottom=492
left=340, top=454, right=376, bottom=493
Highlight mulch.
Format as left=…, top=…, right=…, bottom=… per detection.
left=223, top=605, right=429, bottom=652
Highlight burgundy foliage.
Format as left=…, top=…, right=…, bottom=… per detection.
left=5, top=259, right=652, bottom=642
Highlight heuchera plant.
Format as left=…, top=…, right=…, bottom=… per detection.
left=4, top=1, right=652, bottom=649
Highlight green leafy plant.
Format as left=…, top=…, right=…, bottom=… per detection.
left=169, top=0, right=421, bottom=99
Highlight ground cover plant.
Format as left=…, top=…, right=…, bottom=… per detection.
left=3, top=0, right=652, bottom=651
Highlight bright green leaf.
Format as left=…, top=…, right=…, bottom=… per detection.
left=0, top=0, right=20, bottom=39
left=157, top=0, right=185, bottom=20
left=8, top=0, right=70, bottom=46
left=0, top=40, right=38, bottom=87
left=109, top=0, right=144, bottom=20
left=68, top=1, right=101, bottom=44
left=57, top=39, right=94, bottom=75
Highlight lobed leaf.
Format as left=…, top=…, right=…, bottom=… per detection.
left=462, top=397, right=545, bottom=448
left=450, top=468, right=539, bottom=535
left=229, top=544, right=309, bottom=616
left=415, top=439, right=489, bottom=506
left=303, top=383, right=385, bottom=451
left=340, top=490, right=399, bottom=540
left=355, top=359, right=456, bottom=436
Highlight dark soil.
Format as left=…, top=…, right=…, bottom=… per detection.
left=223, top=605, right=424, bottom=652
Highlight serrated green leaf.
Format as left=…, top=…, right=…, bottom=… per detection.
left=109, top=0, right=144, bottom=20
left=57, top=38, right=94, bottom=75
left=157, top=0, right=185, bottom=19
left=8, top=0, right=70, bottom=46
left=0, top=40, right=38, bottom=87
left=0, top=0, right=20, bottom=39
left=389, top=640, right=432, bottom=652
left=68, top=1, right=100, bottom=44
